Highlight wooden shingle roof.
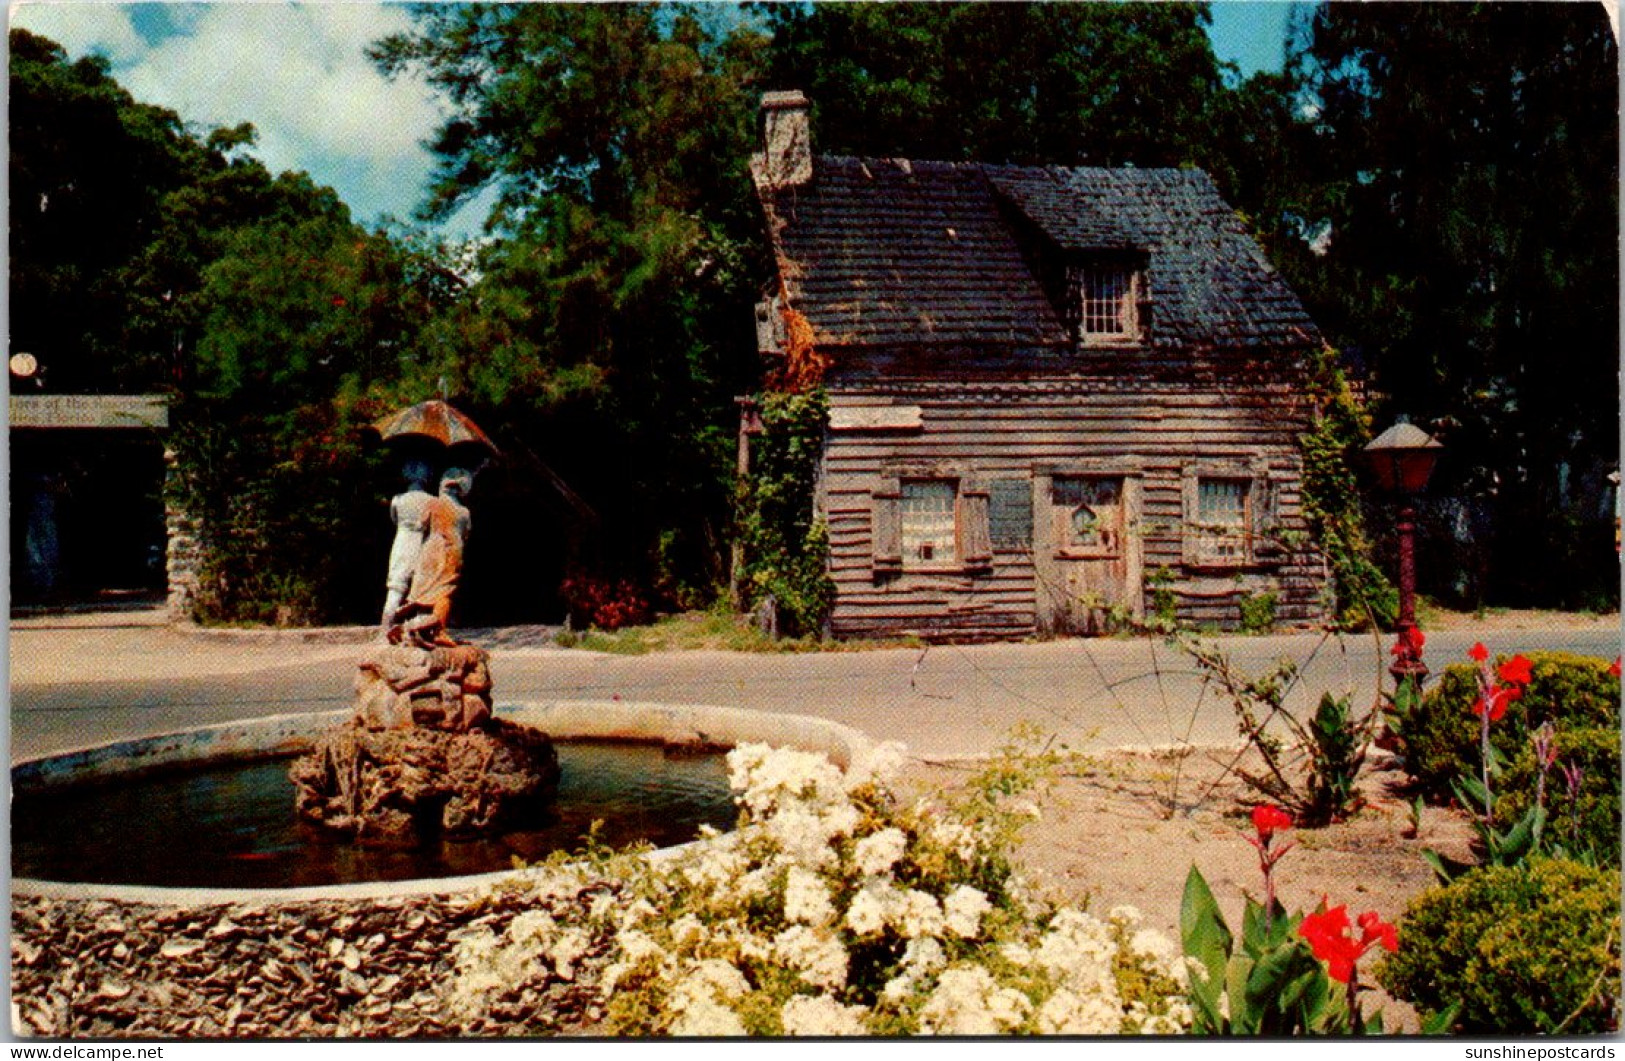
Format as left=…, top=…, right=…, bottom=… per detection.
left=758, top=156, right=1320, bottom=351
left=761, top=156, right=1069, bottom=348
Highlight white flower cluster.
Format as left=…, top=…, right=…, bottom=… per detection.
left=447, top=874, right=598, bottom=1016
left=918, top=965, right=1034, bottom=1034
left=444, top=741, right=1192, bottom=1038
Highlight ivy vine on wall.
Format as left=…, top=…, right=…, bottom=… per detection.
left=1298, top=346, right=1398, bottom=629
left=735, top=387, right=835, bottom=638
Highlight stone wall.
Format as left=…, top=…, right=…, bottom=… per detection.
left=164, top=448, right=201, bottom=622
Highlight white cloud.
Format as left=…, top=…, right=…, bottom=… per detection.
left=11, top=2, right=454, bottom=227
left=10, top=1, right=144, bottom=58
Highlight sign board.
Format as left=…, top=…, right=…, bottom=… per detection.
left=828, top=405, right=924, bottom=432
left=10, top=395, right=169, bottom=430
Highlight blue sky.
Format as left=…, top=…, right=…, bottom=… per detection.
left=1209, top=2, right=1297, bottom=80
left=11, top=2, right=1298, bottom=239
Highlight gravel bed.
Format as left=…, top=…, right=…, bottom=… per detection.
left=12, top=884, right=616, bottom=1038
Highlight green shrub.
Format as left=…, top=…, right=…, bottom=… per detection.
left=1496, top=725, right=1622, bottom=864
left=1378, top=858, right=1621, bottom=1034
left=1147, top=566, right=1179, bottom=630
left=1182, top=641, right=1370, bottom=826
left=1400, top=652, right=1620, bottom=799
left=1237, top=590, right=1278, bottom=634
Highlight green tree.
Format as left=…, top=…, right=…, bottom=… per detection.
left=757, top=1, right=1227, bottom=168
left=11, top=28, right=475, bottom=623
left=371, top=3, right=771, bottom=602
left=1272, top=3, right=1619, bottom=608
left=9, top=28, right=198, bottom=391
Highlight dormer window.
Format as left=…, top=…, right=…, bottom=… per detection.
left=1082, top=267, right=1136, bottom=339
left=1067, top=259, right=1145, bottom=345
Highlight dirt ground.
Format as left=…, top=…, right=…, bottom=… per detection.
left=898, top=743, right=1478, bottom=1032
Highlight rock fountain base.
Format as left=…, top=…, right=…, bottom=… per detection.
left=289, top=644, right=559, bottom=845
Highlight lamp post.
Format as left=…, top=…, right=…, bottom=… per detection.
left=1364, top=420, right=1443, bottom=685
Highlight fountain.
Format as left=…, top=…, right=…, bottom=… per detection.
left=9, top=404, right=887, bottom=1040
left=12, top=403, right=879, bottom=898
left=11, top=701, right=872, bottom=896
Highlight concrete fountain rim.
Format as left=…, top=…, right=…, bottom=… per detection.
left=11, top=700, right=878, bottom=906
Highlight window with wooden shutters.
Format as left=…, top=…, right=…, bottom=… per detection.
left=872, top=474, right=994, bottom=574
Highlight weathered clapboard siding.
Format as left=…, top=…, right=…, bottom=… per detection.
left=752, top=121, right=1331, bottom=642
left=819, top=364, right=1323, bottom=640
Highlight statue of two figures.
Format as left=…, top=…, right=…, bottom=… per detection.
left=291, top=419, right=559, bottom=845
left=359, top=458, right=488, bottom=733
left=381, top=459, right=473, bottom=647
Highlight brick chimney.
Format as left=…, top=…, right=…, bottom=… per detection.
left=756, top=90, right=812, bottom=188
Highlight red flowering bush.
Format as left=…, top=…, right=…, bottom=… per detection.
left=1181, top=805, right=1396, bottom=1034
left=558, top=570, right=655, bottom=631
left=1394, top=651, right=1619, bottom=801
left=1413, top=649, right=1620, bottom=879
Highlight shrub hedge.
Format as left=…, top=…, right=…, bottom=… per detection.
left=1378, top=858, right=1621, bottom=1034
left=1494, top=725, right=1621, bottom=864
left=1400, top=652, right=1619, bottom=800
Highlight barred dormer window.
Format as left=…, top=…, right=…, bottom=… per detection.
left=1082, top=268, right=1135, bottom=338
left=1068, top=259, right=1145, bottom=345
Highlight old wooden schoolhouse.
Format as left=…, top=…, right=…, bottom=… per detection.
left=750, top=91, right=1329, bottom=641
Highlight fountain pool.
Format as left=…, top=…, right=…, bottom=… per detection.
left=11, top=701, right=873, bottom=902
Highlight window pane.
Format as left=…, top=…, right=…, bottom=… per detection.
left=1054, top=476, right=1123, bottom=550
left=1196, top=479, right=1248, bottom=562
left=1082, top=269, right=1132, bottom=335
left=1198, top=480, right=1246, bottom=528
left=902, top=480, right=956, bottom=563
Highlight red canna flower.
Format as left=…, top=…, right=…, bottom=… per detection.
left=1390, top=625, right=1426, bottom=659
left=1468, top=646, right=1532, bottom=723
left=1251, top=804, right=1293, bottom=842
left=1474, top=688, right=1514, bottom=722
left=1610, top=657, right=1621, bottom=678
left=1497, top=654, right=1534, bottom=687
left=1299, top=901, right=1398, bottom=984
left=1299, top=903, right=1360, bottom=983
left=1357, top=910, right=1400, bottom=955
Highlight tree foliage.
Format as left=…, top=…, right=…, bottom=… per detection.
left=10, top=27, right=462, bottom=622
left=756, top=1, right=1227, bottom=168
left=369, top=4, right=772, bottom=604
left=14, top=3, right=1618, bottom=623
left=1259, top=4, right=1619, bottom=607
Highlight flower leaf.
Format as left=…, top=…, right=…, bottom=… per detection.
left=1180, top=865, right=1233, bottom=980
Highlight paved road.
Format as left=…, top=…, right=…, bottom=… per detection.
left=9, top=610, right=1620, bottom=761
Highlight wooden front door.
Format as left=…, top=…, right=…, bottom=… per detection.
left=1035, top=474, right=1142, bottom=635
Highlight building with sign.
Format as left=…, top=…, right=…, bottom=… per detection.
left=10, top=394, right=170, bottom=607
left=749, top=92, right=1329, bottom=640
